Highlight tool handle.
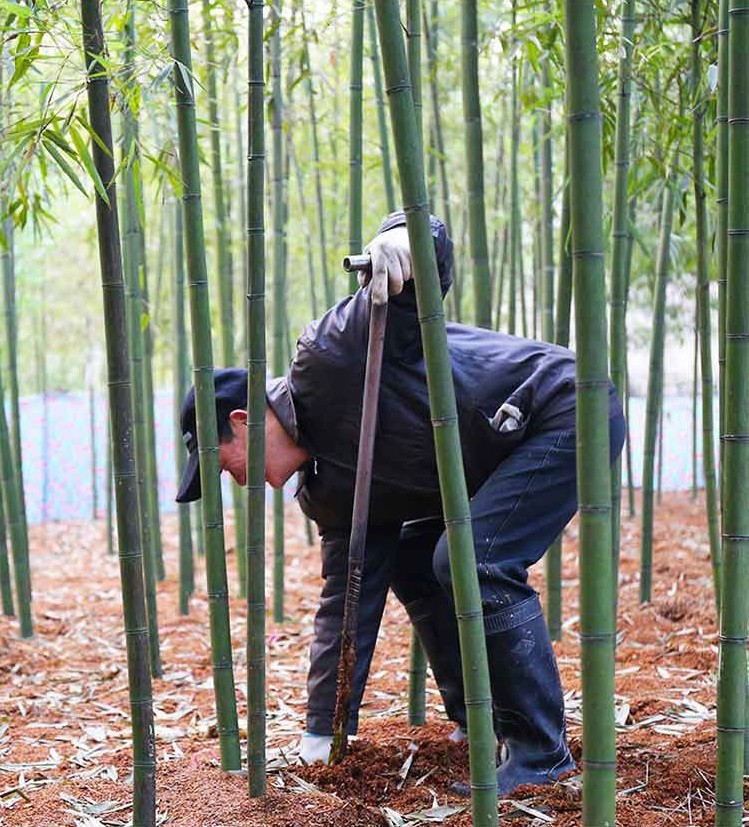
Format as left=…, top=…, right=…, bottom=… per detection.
left=342, top=253, right=372, bottom=273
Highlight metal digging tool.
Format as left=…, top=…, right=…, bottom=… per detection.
left=329, top=253, right=388, bottom=763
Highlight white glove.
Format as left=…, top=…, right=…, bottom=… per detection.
left=298, top=732, right=333, bottom=765
left=449, top=725, right=468, bottom=743
left=489, top=402, right=524, bottom=433
left=360, top=225, right=412, bottom=305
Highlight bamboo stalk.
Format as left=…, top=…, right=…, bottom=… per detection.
left=564, top=1, right=616, bottom=821
left=301, top=8, right=334, bottom=308
left=368, top=3, right=396, bottom=213
left=122, top=0, right=161, bottom=677
left=349, top=0, right=365, bottom=295
left=690, top=0, right=720, bottom=612
left=168, top=0, right=241, bottom=771
left=173, top=196, right=194, bottom=617
left=373, top=2, right=497, bottom=821
left=246, top=0, right=267, bottom=797
left=640, top=162, right=678, bottom=605
left=715, top=1, right=749, bottom=820
left=270, top=0, right=286, bottom=624
left=80, top=2, right=156, bottom=819
left=461, top=0, right=491, bottom=327
left=609, top=0, right=636, bottom=596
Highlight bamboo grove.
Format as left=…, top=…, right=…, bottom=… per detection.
left=0, top=0, right=746, bottom=825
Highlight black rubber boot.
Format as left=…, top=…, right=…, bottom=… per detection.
left=405, top=597, right=467, bottom=731
left=454, top=595, right=575, bottom=797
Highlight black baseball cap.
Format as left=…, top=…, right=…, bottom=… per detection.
left=176, top=368, right=287, bottom=503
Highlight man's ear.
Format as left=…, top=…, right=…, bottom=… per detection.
left=229, top=409, right=248, bottom=433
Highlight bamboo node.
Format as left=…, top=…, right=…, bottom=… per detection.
left=575, top=379, right=610, bottom=389
left=572, top=250, right=605, bottom=260
left=419, top=312, right=446, bottom=325
left=578, top=504, right=611, bottom=514
left=443, top=516, right=470, bottom=528
left=455, top=608, right=483, bottom=620
left=567, top=111, right=601, bottom=123
left=459, top=781, right=497, bottom=790
left=385, top=82, right=412, bottom=95
left=717, top=634, right=747, bottom=644
left=579, top=632, right=616, bottom=642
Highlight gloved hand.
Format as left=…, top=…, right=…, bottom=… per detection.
left=360, top=225, right=412, bottom=305
left=489, top=402, right=524, bottom=433
left=298, top=732, right=333, bottom=765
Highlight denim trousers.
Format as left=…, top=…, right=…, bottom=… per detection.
left=306, top=411, right=627, bottom=735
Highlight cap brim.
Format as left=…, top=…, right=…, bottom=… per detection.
left=175, top=449, right=201, bottom=503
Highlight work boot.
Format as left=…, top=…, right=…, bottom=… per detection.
left=454, top=594, right=575, bottom=797
left=405, top=597, right=467, bottom=732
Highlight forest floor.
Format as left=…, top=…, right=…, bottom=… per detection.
left=0, top=492, right=744, bottom=827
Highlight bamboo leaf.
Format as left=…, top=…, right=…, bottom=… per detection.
left=42, top=138, right=89, bottom=198
left=0, top=1, right=33, bottom=19
left=69, top=124, right=110, bottom=206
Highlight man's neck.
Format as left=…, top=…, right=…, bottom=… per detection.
left=265, top=406, right=310, bottom=488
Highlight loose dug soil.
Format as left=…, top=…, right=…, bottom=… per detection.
left=0, top=492, right=746, bottom=826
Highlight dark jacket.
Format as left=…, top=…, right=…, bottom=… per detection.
left=266, top=213, right=616, bottom=530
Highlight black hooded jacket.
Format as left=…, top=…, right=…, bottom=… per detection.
left=266, top=212, right=618, bottom=530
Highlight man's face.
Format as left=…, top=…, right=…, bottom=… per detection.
left=218, top=410, right=248, bottom=486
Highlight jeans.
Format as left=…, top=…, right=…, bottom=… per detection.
left=433, top=412, right=626, bottom=626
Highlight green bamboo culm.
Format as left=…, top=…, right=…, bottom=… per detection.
left=691, top=321, right=699, bottom=499
left=715, top=1, right=749, bottom=820
left=201, top=0, right=246, bottom=597
left=422, top=6, right=461, bottom=322
left=538, top=2, right=562, bottom=640
left=555, top=142, right=572, bottom=349
left=168, top=0, right=241, bottom=771
left=348, top=0, right=365, bottom=296
left=367, top=3, right=396, bottom=213
left=289, top=140, right=318, bottom=319
left=373, top=2, right=497, bottom=822
left=119, top=13, right=164, bottom=585
left=508, top=3, right=520, bottom=336
left=609, top=0, right=636, bottom=607
left=122, top=0, right=161, bottom=678
left=246, top=0, right=267, bottom=797
left=0, top=199, right=28, bottom=596
left=461, top=0, right=491, bottom=328
left=639, top=163, right=678, bottom=605
left=270, top=0, right=286, bottom=625
left=1, top=205, right=29, bottom=583
left=80, top=2, right=156, bottom=820
left=106, top=411, right=114, bottom=556
left=301, top=7, right=334, bottom=308
left=404, top=0, right=428, bottom=728
left=563, top=2, right=616, bottom=823
left=0, top=369, right=30, bottom=636
left=89, top=377, right=98, bottom=519
left=691, top=0, right=721, bottom=613
left=0, top=464, right=13, bottom=616
left=407, top=0, right=422, bottom=143
left=173, top=196, right=194, bottom=617
left=717, top=0, right=729, bottom=478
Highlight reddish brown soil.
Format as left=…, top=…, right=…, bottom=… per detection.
left=0, top=492, right=745, bottom=826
